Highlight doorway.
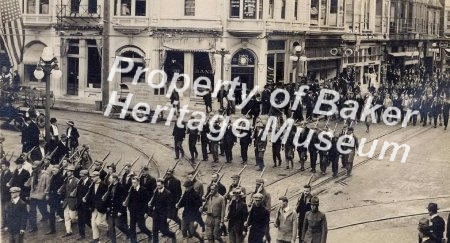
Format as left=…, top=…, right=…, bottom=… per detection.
left=67, top=57, right=79, bottom=95
left=231, top=49, right=256, bottom=91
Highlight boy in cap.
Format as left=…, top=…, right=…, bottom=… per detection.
left=5, top=187, right=28, bottom=243
left=301, top=197, right=327, bottom=243
left=249, top=179, right=271, bottom=211
left=58, top=164, right=79, bottom=237
left=177, top=180, right=203, bottom=242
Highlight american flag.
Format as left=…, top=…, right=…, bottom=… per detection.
left=0, top=0, right=25, bottom=68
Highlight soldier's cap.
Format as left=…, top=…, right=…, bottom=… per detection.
left=91, top=171, right=100, bottom=177
left=15, top=157, right=25, bottom=165
left=231, top=174, right=240, bottom=179
left=60, top=134, right=67, bottom=139
left=9, top=187, right=21, bottom=193
left=418, top=218, right=430, bottom=230
left=66, top=121, right=75, bottom=126
left=348, top=127, right=354, bottom=132
left=50, top=117, right=57, bottom=123
left=311, top=196, right=320, bottom=205
left=156, top=178, right=164, bottom=183
left=183, top=180, right=194, bottom=187
left=107, top=164, right=116, bottom=169
left=111, top=173, right=119, bottom=179
left=252, top=193, right=263, bottom=200
left=79, top=170, right=89, bottom=176
left=303, top=184, right=311, bottom=189
left=427, top=202, right=439, bottom=211
left=32, top=161, right=41, bottom=168
left=124, top=163, right=131, bottom=167
left=65, top=164, right=75, bottom=171
left=256, top=178, right=265, bottom=184
left=278, top=196, right=288, bottom=202
left=167, top=168, right=174, bottom=173
left=94, top=160, right=103, bottom=166
left=142, top=166, right=149, bottom=171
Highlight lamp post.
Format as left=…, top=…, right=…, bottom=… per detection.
left=292, top=45, right=307, bottom=84
left=34, top=47, right=62, bottom=144
left=215, top=42, right=230, bottom=111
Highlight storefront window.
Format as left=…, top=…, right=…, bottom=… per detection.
left=230, top=0, right=240, bottom=18
left=87, top=40, right=101, bottom=88
left=135, top=0, right=146, bottom=16
left=117, top=0, right=145, bottom=16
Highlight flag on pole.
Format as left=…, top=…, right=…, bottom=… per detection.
left=0, top=0, right=25, bottom=68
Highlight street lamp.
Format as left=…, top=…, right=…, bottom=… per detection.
left=291, top=45, right=307, bottom=84
left=34, top=47, right=62, bottom=144
left=215, top=42, right=230, bottom=111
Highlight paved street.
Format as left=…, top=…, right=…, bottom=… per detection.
left=1, top=109, right=449, bottom=243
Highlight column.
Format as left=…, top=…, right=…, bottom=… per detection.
left=184, top=52, right=193, bottom=99
left=78, top=39, right=87, bottom=98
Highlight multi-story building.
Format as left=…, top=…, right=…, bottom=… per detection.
left=0, top=0, right=445, bottom=105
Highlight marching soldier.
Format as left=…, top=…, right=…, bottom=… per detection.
left=249, top=179, right=271, bottom=211
left=5, top=187, right=28, bottom=243
left=239, top=123, right=252, bottom=165
left=164, top=169, right=182, bottom=227
left=253, top=126, right=267, bottom=171
left=341, top=127, right=358, bottom=177
left=187, top=171, right=205, bottom=232
left=308, top=129, right=320, bottom=173
left=120, top=163, right=133, bottom=191
left=105, top=163, right=116, bottom=184
left=172, top=121, right=186, bottom=159
left=176, top=180, right=203, bottom=242
left=1, top=160, right=12, bottom=229
left=45, top=165, right=64, bottom=235
left=329, top=131, right=340, bottom=178
left=296, top=185, right=312, bottom=240
left=272, top=127, right=282, bottom=168
left=206, top=173, right=226, bottom=196
left=92, top=160, right=107, bottom=182
left=105, top=173, right=129, bottom=243
left=200, top=120, right=210, bottom=161
left=58, top=164, right=79, bottom=237
left=127, top=176, right=153, bottom=243
left=274, top=196, right=298, bottom=243
left=187, top=119, right=200, bottom=162
left=76, top=169, right=92, bottom=239
left=84, top=171, right=108, bottom=243
left=318, top=130, right=330, bottom=175
left=51, top=134, right=69, bottom=165
left=225, top=188, right=248, bottom=243
left=223, top=123, right=237, bottom=163
left=7, top=157, right=30, bottom=202
left=210, top=120, right=221, bottom=163
left=140, top=166, right=157, bottom=203
left=148, top=178, right=176, bottom=243
left=245, top=193, right=270, bottom=243
left=201, top=184, right=225, bottom=243
left=284, top=126, right=296, bottom=170
left=301, top=196, right=327, bottom=243
left=225, top=174, right=246, bottom=202
left=28, top=161, right=50, bottom=232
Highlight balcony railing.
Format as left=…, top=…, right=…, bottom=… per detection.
left=57, top=5, right=101, bottom=18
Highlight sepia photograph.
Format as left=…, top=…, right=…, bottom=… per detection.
left=0, top=0, right=449, bottom=242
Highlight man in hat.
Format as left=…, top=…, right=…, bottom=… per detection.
left=210, top=120, right=221, bottom=163
left=203, top=89, right=212, bottom=113
left=246, top=193, right=270, bottom=243
left=201, top=183, right=225, bottom=243
left=1, top=160, right=12, bottom=229
left=46, top=165, right=65, bottom=235
left=28, top=161, right=50, bottom=232
left=301, top=196, right=327, bottom=243
left=93, top=160, right=108, bottom=182
left=329, top=131, right=341, bottom=177
left=21, top=113, right=40, bottom=158
left=76, top=169, right=92, bottom=239
left=239, top=123, right=252, bottom=165
left=275, top=196, right=297, bottom=243
left=148, top=178, right=176, bottom=243
left=121, top=164, right=134, bottom=191
left=225, top=188, right=248, bottom=243
left=442, top=99, right=450, bottom=130
left=105, top=173, right=129, bottom=243
left=187, top=171, right=205, bottom=232
left=164, top=169, right=182, bottom=227
left=225, top=174, right=246, bottom=203
left=84, top=171, right=108, bottom=243
left=51, top=134, right=69, bottom=165
left=249, top=179, right=271, bottom=211
left=140, top=166, right=156, bottom=202
left=200, top=120, right=210, bottom=162
left=297, top=122, right=310, bottom=171
left=7, top=158, right=30, bottom=202
left=5, top=187, right=28, bottom=243
left=177, top=180, right=203, bottom=242
left=296, top=185, right=312, bottom=240
left=105, top=163, right=116, bottom=184
left=187, top=117, right=200, bottom=162
left=206, top=173, right=226, bottom=197
left=341, top=127, right=358, bottom=177
left=426, top=202, right=445, bottom=242
left=172, top=120, right=186, bottom=159
left=58, top=164, right=79, bottom=237
left=66, top=120, right=79, bottom=153
left=284, top=126, right=296, bottom=170
left=308, top=128, right=320, bottom=173
left=254, top=125, right=267, bottom=171
left=223, top=122, right=237, bottom=163
left=127, top=176, right=153, bottom=243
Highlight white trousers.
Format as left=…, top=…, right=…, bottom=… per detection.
left=63, top=207, right=77, bottom=233
left=91, top=209, right=108, bottom=239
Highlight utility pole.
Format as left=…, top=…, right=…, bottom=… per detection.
left=101, top=0, right=111, bottom=109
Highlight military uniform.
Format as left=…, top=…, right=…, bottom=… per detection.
left=187, top=126, right=199, bottom=161
left=226, top=189, right=248, bottom=243
left=76, top=170, right=92, bottom=239
left=164, top=172, right=182, bottom=226
left=247, top=193, right=270, bottom=243
left=177, top=181, right=203, bottom=240
left=148, top=185, right=176, bottom=243
left=105, top=177, right=129, bottom=243
left=301, top=197, right=327, bottom=243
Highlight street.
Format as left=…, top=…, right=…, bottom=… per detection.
left=1, top=108, right=448, bottom=243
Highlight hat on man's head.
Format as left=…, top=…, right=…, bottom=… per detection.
left=348, top=127, right=354, bottom=132
left=278, top=196, right=288, bottom=202
left=232, top=188, right=244, bottom=196
left=231, top=174, right=240, bottom=179
left=252, top=193, right=263, bottom=200
left=9, top=187, right=21, bottom=193
left=50, top=118, right=57, bottom=123
left=94, top=160, right=103, bottom=166
left=427, top=202, right=439, bottom=212
left=15, top=157, right=25, bottom=165
left=66, top=121, right=75, bottom=126
left=256, top=178, right=265, bottom=184
left=183, top=180, right=194, bottom=187
left=311, top=196, right=320, bottom=205
left=91, top=171, right=100, bottom=177
left=79, top=170, right=89, bottom=176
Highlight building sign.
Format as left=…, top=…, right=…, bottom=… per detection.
left=243, top=0, right=256, bottom=18
left=230, top=0, right=240, bottom=17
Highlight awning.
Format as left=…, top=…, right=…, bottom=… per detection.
left=389, top=51, right=419, bottom=57
left=23, top=43, right=46, bottom=65
left=116, top=46, right=145, bottom=57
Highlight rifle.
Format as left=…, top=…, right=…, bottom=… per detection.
left=22, top=146, right=37, bottom=160
left=73, top=146, right=89, bottom=168
left=117, top=155, right=141, bottom=176
left=8, top=152, right=14, bottom=162
left=296, top=175, right=314, bottom=209
left=176, top=165, right=201, bottom=207
left=123, top=155, right=153, bottom=207
left=58, top=154, right=67, bottom=168
left=201, top=173, right=225, bottom=211
left=87, top=151, right=111, bottom=171
left=275, top=188, right=289, bottom=227
left=102, top=182, right=113, bottom=202
left=39, top=146, right=59, bottom=170
left=148, top=159, right=182, bottom=209
left=245, top=183, right=264, bottom=226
